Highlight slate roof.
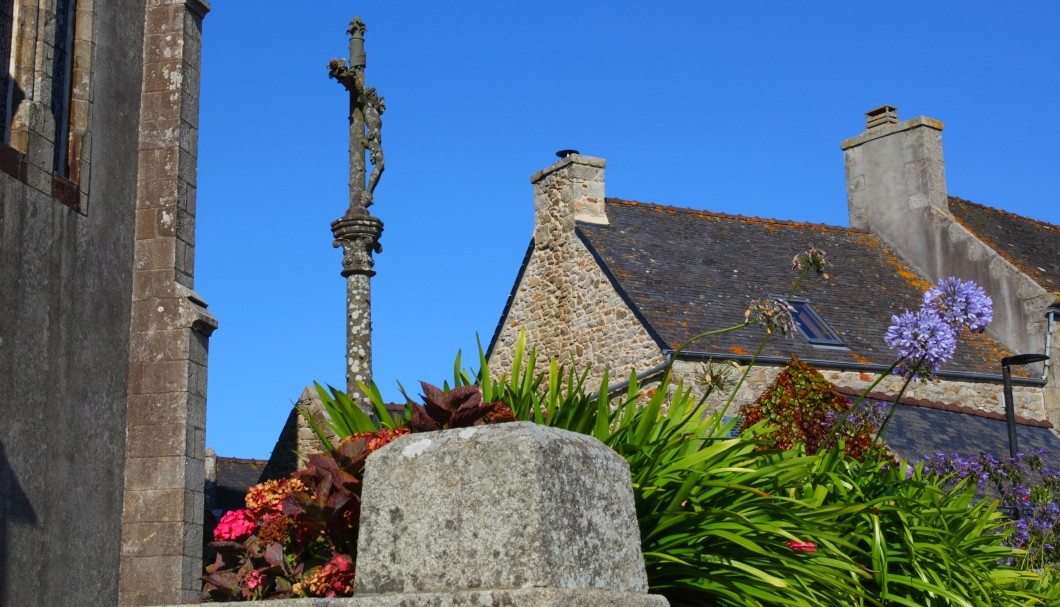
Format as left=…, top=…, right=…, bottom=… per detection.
left=212, top=456, right=267, bottom=514
left=203, top=456, right=268, bottom=564
left=577, top=198, right=1020, bottom=377
left=886, top=404, right=1060, bottom=464
left=949, top=196, right=1060, bottom=301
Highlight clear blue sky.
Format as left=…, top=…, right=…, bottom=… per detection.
left=198, top=2, right=1060, bottom=458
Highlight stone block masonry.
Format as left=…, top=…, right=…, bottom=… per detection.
left=119, top=0, right=215, bottom=605
left=490, top=154, right=664, bottom=386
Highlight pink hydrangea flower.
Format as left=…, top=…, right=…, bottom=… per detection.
left=243, top=569, right=264, bottom=590
left=320, top=554, right=355, bottom=597
left=213, top=508, right=258, bottom=541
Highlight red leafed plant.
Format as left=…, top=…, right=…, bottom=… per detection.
left=408, top=382, right=514, bottom=431
left=201, top=427, right=406, bottom=600
left=201, top=382, right=514, bottom=601
left=739, top=356, right=884, bottom=460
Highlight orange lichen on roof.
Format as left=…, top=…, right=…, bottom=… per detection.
left=959, top=330, right=1034, bottom=376
left=950, top=196, right=1060, bottom=232
left=880, top=252, right=934, bottom=292
left=605, top=198, right=868, bottom=234
left=729, top=345, right=749, bottom=355
left=850, top=352, right=872, bottom=365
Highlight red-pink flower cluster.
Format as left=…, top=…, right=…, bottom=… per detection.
left=348, top=426, right=410, bottom=454
left=293, top=554, right=355, bottom=597
left=242, top=569, right=264, bottom=590
left=786, top=540, right=817, bottom=552
left=214, top=509, right=258, bottom=541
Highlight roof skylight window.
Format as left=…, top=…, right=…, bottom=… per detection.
left=770, top=296, right=845, bottom=347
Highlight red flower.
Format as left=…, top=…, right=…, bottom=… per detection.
left=786, top=540, right=817, bottom=552
left=213, top=509, right=257, bottom=541
left=243, top=569, right=264, bottom=590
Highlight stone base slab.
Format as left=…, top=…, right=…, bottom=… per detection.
left=157, top=587, right=668, bottom=606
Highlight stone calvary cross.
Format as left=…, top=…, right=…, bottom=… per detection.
left=327, top=17, right=385, bottom=408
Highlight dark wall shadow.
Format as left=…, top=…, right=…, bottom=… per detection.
left=0, top=440, right=38, bottom=604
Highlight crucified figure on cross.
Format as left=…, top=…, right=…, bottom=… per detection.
left=361, top=86, right=385, bottom=209
left=327, top=16, right=386, bottom=214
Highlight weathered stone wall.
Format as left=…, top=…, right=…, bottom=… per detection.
left=667, top=360, right=1047, bottom=422
left=489, top=155, right=664, bottom=385
left=1046, top=312, right=1060, bottom=428
left=119, top=1, right=214, bottom=605
left=0, top=0, right=145, bottom=604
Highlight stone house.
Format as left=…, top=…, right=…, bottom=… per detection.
left=487, top=106, right=1060, bottom=461
left=1, top=1, right=214, bottom=605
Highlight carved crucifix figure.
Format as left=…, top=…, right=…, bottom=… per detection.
left=328, top=17, right=385, bottom=214
left=362, top=87, right=385, bottom=208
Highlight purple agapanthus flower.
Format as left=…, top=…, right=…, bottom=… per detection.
left=923, top=277, right=993, bottom=333
left=884, top=307, right=958, bottom=380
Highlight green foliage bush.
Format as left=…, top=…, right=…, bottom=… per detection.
left=454, top=334, right=1042, bottom=607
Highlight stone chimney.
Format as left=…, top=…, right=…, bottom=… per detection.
left=530, top=153, right=608, bottom=249
left=841, top=107, right=1057, bottom=424
left=840, top=105, right=957, bottom=290
left=842, top=105, right=949, bottom=233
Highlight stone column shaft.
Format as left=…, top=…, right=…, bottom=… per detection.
left=346, top=272, right=372, bottom=397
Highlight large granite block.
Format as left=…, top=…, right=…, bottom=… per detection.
left=355, top=422, right=660, bottom=603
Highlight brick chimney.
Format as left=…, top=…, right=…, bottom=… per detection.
left=530, top=153, right=608, bottom=249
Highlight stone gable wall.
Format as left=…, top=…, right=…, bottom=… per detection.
left=488, top=235, right=664, bottom=387
left=489, top=155, right=663, bottom=385
left=842, top=112, right=1057, bottom=428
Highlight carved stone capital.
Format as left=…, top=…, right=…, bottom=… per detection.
left=331, top=213, right=383, bottom=277
left=348, top=17, right=367, bottom=38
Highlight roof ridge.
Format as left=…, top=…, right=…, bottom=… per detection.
left=216, top=456, right=270, bottom=465
left=603, top=197, right=868, bottom=234
left=948, top=195, right=1060, bottom=231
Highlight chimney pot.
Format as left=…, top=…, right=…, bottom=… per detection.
left=865, top=105, right=899, bottom=129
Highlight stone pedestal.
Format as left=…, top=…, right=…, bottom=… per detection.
left=353, top=422, right=667, bottom=606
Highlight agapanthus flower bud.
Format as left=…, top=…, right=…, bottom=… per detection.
left=695, top=360, right=737, bottom=393
left=792, top=245, right=829, bottom=279
left=745, top=298, right=797, bottom=336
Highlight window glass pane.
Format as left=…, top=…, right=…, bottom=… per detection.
left=51, top=0, right=75, bottom=174
left=788, top=300, right=843, bottom=346
left=1, top=0, right=14, bottom=142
